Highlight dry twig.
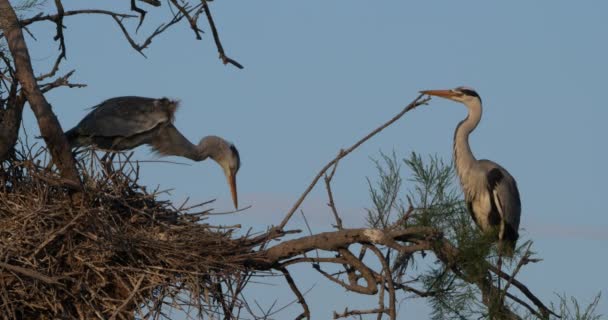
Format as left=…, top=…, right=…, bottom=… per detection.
left=278, top=94, right=430, bottom=230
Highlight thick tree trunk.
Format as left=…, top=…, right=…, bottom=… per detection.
left=0, top=90, right=25, bottom=162
left=0, top=0, right=80, bottom=184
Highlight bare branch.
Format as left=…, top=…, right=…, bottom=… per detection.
left=0, top=261, right=61, bottom=285
left=277, top=267, right=310, bottom=320
left=367, top=245, right=396, bottom=320
left=130, top=0, right=147, bottom=31
left=170, top=0, right=203, bottom=39
left=22, top=7, right=183, bottom=58
left=112, top=11, right=185, bottom=58
left=52, top=0, right=66, bottom=57
left=334, top=307, right=386, bottom=319
left=489, top=261, right=556, bottom=318
left=499, top=242, right=533, bottom=307
left=109, top=275, right=145, bottom=320
left=36, top=50, right=64, bottom=81
left=140, top=0, right=161, bottom=7
left=0, top=0, right=81, bottom=185
left=256, top=227, right=436, bottom=269
left=324, top=153, right=344, bottom=229
left=200, top=0, right=243, bottom=69
left=278, top=94, right=430, bottom=230
left=430, top=238, right=554, bottom=319
left=40, top=69, right=86, bottom=93
left=20, top=9, right=136, bottom=26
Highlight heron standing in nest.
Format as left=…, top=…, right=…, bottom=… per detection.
left=66, top=96, right=240, bottom=209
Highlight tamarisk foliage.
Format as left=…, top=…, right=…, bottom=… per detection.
left=363, top=151, right=602, bottom=320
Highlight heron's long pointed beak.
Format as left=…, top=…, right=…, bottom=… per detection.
left=420, top=89, right=457, bottom=99
left=227, top=172, right=238, bottom=209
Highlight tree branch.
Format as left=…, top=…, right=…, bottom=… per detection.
left=200, top=0, right=243, bottom=69
left=20, top=9, right=136, bottom=27
left=277, top=267, right=310, bottom=320
left=40, top=69, right=86, bottom=93
left=431, top=238, right=553, bottom=319
left=324, top=150, right=344, bottom=229
left=0, top=0, right=80, bottom=185
left=0, top=81, right=25, bottom=162
left=278, top=94, right=430, bottom=230
left=0, top=261, right=61, bottom=285
left=254, top=227, right=436, bottom=269
left=489, top=263, right=555, bottom=318
left=367, top=245, right=396, bottom=320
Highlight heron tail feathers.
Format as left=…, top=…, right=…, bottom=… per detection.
left=498, top=223, right=519, bottom=258
left=64, top=128, right=80, bottom=148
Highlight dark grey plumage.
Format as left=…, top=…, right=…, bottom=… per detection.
left=66, top=96, right=178, bottom=151
left=66, top=96, right=241, bottom=208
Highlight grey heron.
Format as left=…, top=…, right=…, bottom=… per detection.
left=66, top=96, right=241, bottom=209
left=420, top=87, right=521, bottom=261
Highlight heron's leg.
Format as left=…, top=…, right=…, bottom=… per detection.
left=101, top=152, right=116, bottom=177
left=100, top=152, right=108, bottom=174
left=497, top=253, right=503, bottom=293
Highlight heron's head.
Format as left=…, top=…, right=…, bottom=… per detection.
left=200, top=136, right=241, bottom=209
left=420, top=86, right=482, bottom=105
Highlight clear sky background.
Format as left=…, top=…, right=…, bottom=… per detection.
left=20, top=0, right=607, bottom=318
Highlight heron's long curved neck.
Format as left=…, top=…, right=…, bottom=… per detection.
left=152, top=125, right=210, bottom=161
left=453, top=100, right=482, bottom=178
left=187, top=140, right=211, bottom=162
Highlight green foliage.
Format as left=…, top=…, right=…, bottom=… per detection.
left=404, top=152, right=465, bottom=236
left=549, top=293, right=603, bottom=320
left=403, top=152, right=495, bottom=319
left=14, top=0, right=46, bottom=11
left=420, top=264, right=480, bottom=320
left=381, top=152, right=495, bottom=275
left=365, top=151, right=403, bottom=229
left=365, top=151, right=604, bottom=319
left=365, top=151, right=493, bottom=319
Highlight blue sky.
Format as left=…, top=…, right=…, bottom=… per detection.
left=21, top=0, right=607, bottom=318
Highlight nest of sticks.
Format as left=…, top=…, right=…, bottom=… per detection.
left=0, top=145, right=256, bottom=319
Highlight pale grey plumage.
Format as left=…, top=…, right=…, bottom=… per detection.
left=66, top=96, right=240, bottom=208
left=422, top=87, right=521, bottom=257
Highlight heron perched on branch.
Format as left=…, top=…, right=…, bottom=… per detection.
left=421, top=87, right=521, bottom=262
left=66, top=96, right=241, bottom=208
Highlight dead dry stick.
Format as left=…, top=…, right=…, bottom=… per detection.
left=366, top=245, right=396, bottom=320
left=0, top=262, right=61, bottom=285
left=110, top=275, right=145, bottom=320
left=278, top=94, right=429, bottom=230
left=324, top=151, right=344, bottom=229
left=278, top=267, right=310, bottom=320
left=334, top=307, right=387, bottom=319
left=489, top=263, right=556, bottom=318
left=31, top=210, right=85, bottom=257
left=201, top=0, right=243, bottom=69
left=498, top=242, right=533, bottom=307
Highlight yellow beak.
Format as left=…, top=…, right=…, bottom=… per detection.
left=419, top=89, right=458, bottom=100
left=227, top=171, right=238, bottom=209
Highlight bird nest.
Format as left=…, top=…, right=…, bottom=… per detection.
left=0, top=145, right=255, bottom=319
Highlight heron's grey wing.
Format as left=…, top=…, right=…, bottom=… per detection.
left=486, top=166, right=521, bottom=244
left=74, top=97, right=177, bottom=138
left=494, top=176, right=521, bottom=232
